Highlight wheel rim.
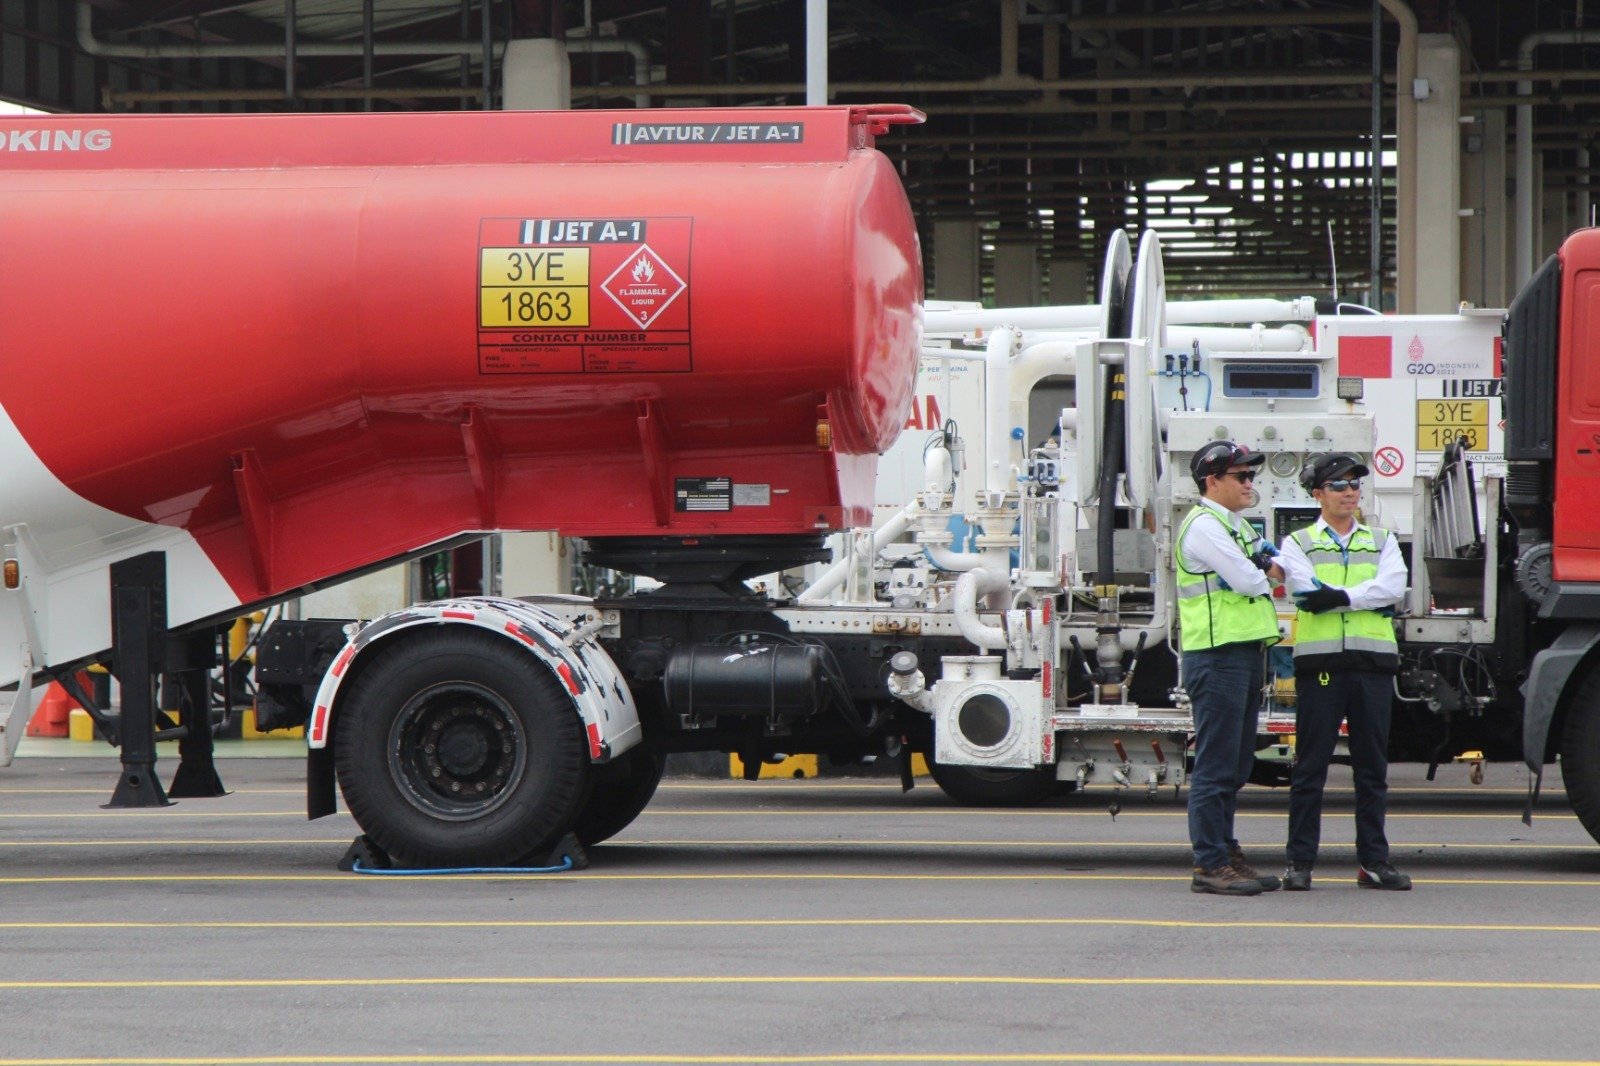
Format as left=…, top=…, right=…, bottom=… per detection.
left=386, top=681, right=528, bottom=821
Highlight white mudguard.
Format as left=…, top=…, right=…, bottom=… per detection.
left=305, top=596, right=641, bottom=763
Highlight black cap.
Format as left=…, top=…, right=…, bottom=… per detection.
left=1190, top=440, right=1265, bottom=484
left=1299, top=452, right=1370, bottom=491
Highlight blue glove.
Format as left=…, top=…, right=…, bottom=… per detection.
left=1294, top=580, right=1350, bottom=614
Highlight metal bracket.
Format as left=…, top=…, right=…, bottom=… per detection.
left=0, top=644, right=37, bottom=769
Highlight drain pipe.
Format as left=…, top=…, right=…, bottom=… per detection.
left=805, top=0, right=827, bottom=105
left=1379, top=0, right=1418, bottom=313
left=1515, top=30, right=1600, bottom=287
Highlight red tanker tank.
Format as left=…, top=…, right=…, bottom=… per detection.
left=0, top=105, right=923, bottom=608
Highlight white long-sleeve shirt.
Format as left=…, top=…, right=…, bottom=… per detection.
left=1177, top=497, right=1274, bottom=597
left=1276, top=516, right=1408, bottom=611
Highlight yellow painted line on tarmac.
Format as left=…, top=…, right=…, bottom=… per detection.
left=0, top=1056, right=1590, bottom=1066
left=5, top=916, right=1600, bottom=934
left=0, top=872, right=1597, bottom=888
left=0, top=839, right=350, bottom=847
left=612, top=838, right=1596, bottom=852
left=0, top=781, right=300, bottom=787
left=636, top=809, right=1574, bottom=821
left=0, top=837, right=1586, bottom=853
left=3, top=1049, right=1600, bottom=1056
left=0, top=811, right=301, bottom=819
left=0, top=974, right=1597, bottom=993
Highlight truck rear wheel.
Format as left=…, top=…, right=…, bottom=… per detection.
left=572, top=747, right=665, bottom=846
left=334, top=629, right=589, bottom=868
left=927, top=758, right=1058, bottom=807
left=1560, top=684, right=1600, bottom=846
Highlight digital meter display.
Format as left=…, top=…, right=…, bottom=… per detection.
left=1222, top=363, right=1319, bottom=399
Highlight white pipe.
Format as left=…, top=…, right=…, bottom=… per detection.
left=1017, top=325, right=1311, bottom=353
left=1515, top=30, right=1600, bottom=287
left=925, top=296, right=1319, bottom=336
left=983, top=327, right=1020, bottom=499
left=954, top=567, right=1010, bottom=650
left=805, top=0, right=827, bottom=105
left=886, top=670, right=936, bottom=714
left=797, top=502, right=917, bottom=603
left=924, top=542, right=985, bottom=573
left=1061, top=623, right=1169, bottom=654
left=567, top=37, right=653, bottom=108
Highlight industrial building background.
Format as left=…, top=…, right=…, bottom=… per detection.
left=3, top=1, right=1596, bottom=313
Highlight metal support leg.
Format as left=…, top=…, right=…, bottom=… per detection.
left=105, top=553, right=172, bottom=808
left=169, top=627, right=227, bottom=798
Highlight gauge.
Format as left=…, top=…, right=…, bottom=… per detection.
left=1269, top=451, right=1301, bottom=479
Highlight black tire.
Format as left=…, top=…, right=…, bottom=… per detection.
left=334, top=629, right=589, bottom=868
left=1559, top=680, right=1600, bottom=846
left=926, top=757, right=1058, bottom=807
left=572, top=747, right=666, bottom=846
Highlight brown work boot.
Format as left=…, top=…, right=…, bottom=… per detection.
left=1191, top=863, right=1265, bottom=896
left=1228, top=846, right=1282, bottom=892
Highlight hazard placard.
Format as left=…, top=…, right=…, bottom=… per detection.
left=1416, top=398, right=1488, bottom=452
left=476, top=216, right=693, bottom=375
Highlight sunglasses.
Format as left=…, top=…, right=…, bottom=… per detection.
left=1220, top=470, right=1257, bottom=484
left=1321, top=478, right=1362, bottom=491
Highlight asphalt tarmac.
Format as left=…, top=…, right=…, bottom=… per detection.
left=1, top=753, right=1597, bottom=1066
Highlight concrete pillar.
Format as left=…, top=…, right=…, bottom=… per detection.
left=502, top=39, right=571, bottom=110
left=992, top=243, right=1041, bottom=307
left=932, top=220, right=981, bottom=301
left=1410, top=33, right=1461, bottom=313
left=499, top=531, right=571, bottom=597
left=1540, top=154, right=1568, bottom=268
left=1460, top=108, right=1509, bottom=308
left=1047, top=258, right=1088, bottom=306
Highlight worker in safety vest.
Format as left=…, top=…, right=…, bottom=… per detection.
left=1277, top=452, right=1412, bottom=891
left=1175, top=440, right=1285, bottom=896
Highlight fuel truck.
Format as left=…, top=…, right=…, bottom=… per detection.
left=3, top=104, right=1599, bottom=869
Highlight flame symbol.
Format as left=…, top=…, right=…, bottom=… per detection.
left=631, top=256, right=655, bottom=283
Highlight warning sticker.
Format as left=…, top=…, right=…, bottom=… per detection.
left=477, top=216, right=692, bottom=375
left=1374, top=446, right=1405, bottom=477
left=675, top=477, right=732, bottom=512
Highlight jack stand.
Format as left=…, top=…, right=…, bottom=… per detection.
left=104, top=553, right=172, bottom=809
left=168, top=627, right=228, bottom=799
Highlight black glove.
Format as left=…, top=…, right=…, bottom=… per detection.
left=1294, top=583, right=1350, bottom=614
left=1247, top=547, right=1278, bottom=573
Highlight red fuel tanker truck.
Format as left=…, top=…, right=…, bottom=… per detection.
left=8, top=103, right=1600, bottom=869
left=0, top=105, right=924, bottom=866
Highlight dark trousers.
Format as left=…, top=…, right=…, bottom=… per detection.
left=1287, top=667, right=1393, bottom=866
left=1184, top=642, right=1265, bottom=869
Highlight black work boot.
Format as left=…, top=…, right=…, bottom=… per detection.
left=1357, top=861, right=1413, bottom=891
left=1228, top=846, right=1282, bottom=892
left=1282, top=861, right=1313, bottom=891
left=1191, top=864, right=1265, bottom=896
